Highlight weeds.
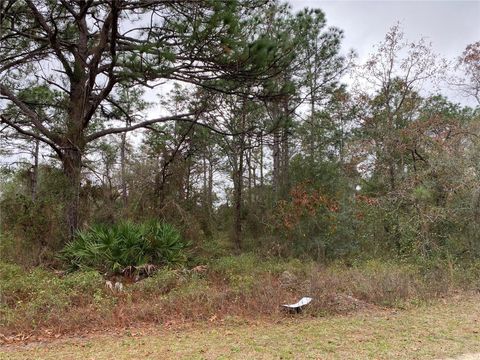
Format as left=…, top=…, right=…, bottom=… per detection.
left=1, top=255, right=480, bottom=337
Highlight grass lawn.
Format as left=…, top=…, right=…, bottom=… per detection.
left=2, top=294, right=479, bottom=360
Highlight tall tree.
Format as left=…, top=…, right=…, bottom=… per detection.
left=201, top=90, right=263, bottom=249
left=260, top=5, right=350, bottom=197
left=0, top=0, right=287, bottom=239
left=355, top=25, right=445, bottom=192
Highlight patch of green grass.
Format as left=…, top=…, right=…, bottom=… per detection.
left=207, top=253, right=314, bottom=296
left=2, top=295, right=479, bottom=359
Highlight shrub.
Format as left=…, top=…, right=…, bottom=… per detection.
left=59, top=221, right=187, bottom=273
left=0, top=263, right=56, bottom=308
left=209, top=253, right=261, bottom=277
left=0, top=263, right=104, bottom=307
left=2, top=257, right=480, bottom=336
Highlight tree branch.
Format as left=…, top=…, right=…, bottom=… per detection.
left=0, top=115, right=63, bottom=158
left=86, top=109, right=252, bottom=143
left=86, top=112, right=196, bottom=142
left=0, top=84, right=62, bottom=144
left=25, top=0, right=73, bottom=77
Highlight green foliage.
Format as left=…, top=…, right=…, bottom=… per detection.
left=168, top=276, right=211, bottom=300
left=0, top=166, right=68, bottom=265
left=0, top=263, right=103, bottom=304
left=207, top=253, right=312, bottom=295
left=413, top=185, right=432, bottom=201
left=60, top=221, right=187, bottom=273
left=1, top=0, right=479, bottom=276
left=209, top=253, right=313, bottom=280
left=0, top=262, right=106, bottom=328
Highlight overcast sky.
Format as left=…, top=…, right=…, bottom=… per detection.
left=290, top=0, right=480, bottom=61
left=287, top=0, right=480, bottom=105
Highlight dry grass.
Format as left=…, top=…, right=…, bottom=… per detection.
left=1, top=256, right=479, bottom=338
left=1, top=293, right=480, bottom=359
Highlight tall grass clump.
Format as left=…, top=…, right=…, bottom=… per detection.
left=59, top=221, right=187, bottom=273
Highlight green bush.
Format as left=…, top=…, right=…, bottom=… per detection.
left=0, top=263, right=57, bottom=308
left=59, top=221, right=187, bottom=273
left=61, top=270, right=105, bottom=294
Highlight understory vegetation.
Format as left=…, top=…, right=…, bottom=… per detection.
left=1, top=253, right=480, bottom=336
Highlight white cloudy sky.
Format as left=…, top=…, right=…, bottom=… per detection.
left=289, top=0, right=480, bottom=104
left=290, top=0, right=480, bottom=62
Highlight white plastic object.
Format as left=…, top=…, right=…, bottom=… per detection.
left=282, top=296, right=313, bottom=309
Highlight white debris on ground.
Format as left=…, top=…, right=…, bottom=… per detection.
left=105, top=280, right=123, bottom=293
left=282, top=296, right=313, bottom=309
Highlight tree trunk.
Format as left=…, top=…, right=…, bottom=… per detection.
left=120, top=131, right=128, bottom=208
left=309, top=84, right=316, bottom=164
left=388, top=161, right=396, bottom=191
left=259, top=132, right=264, bottom=188
left=185, top=161, right=191, bottom=201
left=339, top=115, right=345, bottom=164
left=63, top=64, right=87, bottom=239
left=203, top=156, right=207, bottom=201
left=154, top=155, right=163, bottom=208
left=272, top=129, right=281, bottom=194
left=203, top=156, right=212, bottom=217
left=31, top=138, right=40, bottom=201
left=208, top=160, right=214, bottom=216
left=233, top=150, right=244, bottom=250
left=247, top=142, right=252, bottom=206
left=61, top=148, right=82, bottom=240
left=280, top=124, right=289, bottom=196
